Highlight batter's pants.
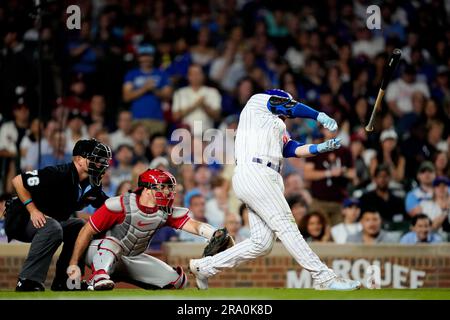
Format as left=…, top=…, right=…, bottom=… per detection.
left=196, top=163, right=336, bottom=284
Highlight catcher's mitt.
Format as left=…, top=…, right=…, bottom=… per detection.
left=202, top=228, right=235, bottom=257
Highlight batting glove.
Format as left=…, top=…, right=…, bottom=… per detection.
left=317, top=112, right=338, bottom=132
left=317, top=138, right=342, bottom=153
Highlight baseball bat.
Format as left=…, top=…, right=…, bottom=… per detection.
left=365, top=48, right=402, bottom=132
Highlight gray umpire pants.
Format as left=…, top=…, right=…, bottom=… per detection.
left=16, top=217, right=85, bottom=284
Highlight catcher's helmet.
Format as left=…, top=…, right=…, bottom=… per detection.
left=73, top=139, right=112, bottom=186
left=137, top=169, right=177, bottom=210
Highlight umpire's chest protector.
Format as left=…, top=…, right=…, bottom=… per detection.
left=107, top=193, right=168, bottom=256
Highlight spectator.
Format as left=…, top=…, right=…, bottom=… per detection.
left=190, top=27, right=217, bottom=68
left=216, top=48, right=256, bottom=93
left=115, top=180, right=132, bottom=196
left=179, top=164, right=196, bottom=192
left=173, top=182, right=185, bottom=208
left=385, top=64, right=430, bottom=118
left=431, top=66, right=450, bottom=107
left=146, top=133, right=168, bottom=163
left=349, top=133, right=370, bottom=189
left=0, top=24, right=35, bottom=112
left=237, top=203, right=250, bottom=240
left=369, top=129, right=406, bottom=183
left=98, top=170, right=117, bottom=198
left=224, top=212, right=243, bottom=243
left=400, top=214, right=442, bottom=244
left=87, top=95, right=108, bottom=128
left=421, top=176, right=450, bottom=232
left=40, top=131, right=72, bottom=168
left=284, top=172, right=312, bottom=205
left=19, top=118, right=42, bottom=171
left=65, top=109, right=89, bottom=152
left=205, top=176, right=229, bottom=228
left=130, top=121, right=150, bottom=161
left=172, top=64, right=221, bottom=135
left=346, top=210, right=400, bottom=244
left=360, top=164, right=406, bottom=227
left=60, top=76, right=91, bottom=113
left=397, top=91, right=426, bottom=135
left=149, top=157, right=170, bottom=171
left=110, top=144, right=134, bottom=186
left=0, top=193, right=12, bottom=242
left=67, top=21, right=98, bottom=80
left=299, top=211, right=332, bottom=243
left=179, top=190, right=208, bottom=242
left=425, top=120, right=447, bottom=155
left=122, top=44, right=172, bottom=136
left=287, top=195, right=309, bottom=227
left=109, top=110, right=134, bottom=152
left=349, top=98, right=369, bottom=134
left=351, top=23, right=385, bottom=59
left=405, top=161, right=436, bottom=217
left=434, top=151, right=450, bottom=178
left=22, top=119, right=59, bottom=171
left=165, top=37, right=192, bottom=84
left=304, top=128, right=355, bottom=225
left=93, top=127, right=111, bottom=147
left=193, top=164, right=212, bottom=199
left=221, top=77, right=258, bottom=117
left=0, top=103, right=30, bottom=192
left=209, top=40, right=239, bottom=92
left=331, top=198, right=362, bottom=244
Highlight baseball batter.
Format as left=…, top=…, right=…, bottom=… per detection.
left=67, top=169, right=221, bottom=290
left=190, top=89, right=361, bottom=290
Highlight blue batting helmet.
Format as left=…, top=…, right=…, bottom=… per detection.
left=264, top=89, right=293, bottom=99
left=265, top=89, right=297, bottom=117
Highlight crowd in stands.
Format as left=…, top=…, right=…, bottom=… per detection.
left=1, top=0, right=449, bottom=246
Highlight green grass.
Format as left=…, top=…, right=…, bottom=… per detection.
left=1, top=288, right=450, bottom=300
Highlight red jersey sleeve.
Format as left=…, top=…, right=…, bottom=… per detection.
left=89, top=204, right=125, bottom=233
left=165, top=207, right=190, bottom=229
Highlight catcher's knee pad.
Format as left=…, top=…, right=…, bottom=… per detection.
left=92, top=237, right=123, bottom=274
left=163, top=266, right=187, bottom=289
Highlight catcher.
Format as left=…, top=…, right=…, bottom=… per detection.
left=67, top=168, right=234, bottom=290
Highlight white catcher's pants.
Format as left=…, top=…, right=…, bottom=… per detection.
left=196, top=163, right=336, bottom=284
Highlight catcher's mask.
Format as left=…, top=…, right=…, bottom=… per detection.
left=73, top=139, right=112, bottom=186
left=137, top=169, right=176, bottom=211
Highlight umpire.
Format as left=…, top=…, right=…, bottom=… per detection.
left=4, top=139, right=112, bottom=291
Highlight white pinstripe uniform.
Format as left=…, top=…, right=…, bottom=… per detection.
left=195, top=93, right=336, bottom=284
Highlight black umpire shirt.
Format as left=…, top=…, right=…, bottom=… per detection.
left=19, top=162, right=90, bottom=221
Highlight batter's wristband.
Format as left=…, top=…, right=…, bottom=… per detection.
left=309, top=144, right=319, bottom=155
left=23, top=198, right=33, bottom=206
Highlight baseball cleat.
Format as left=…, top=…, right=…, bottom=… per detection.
left=314, top=276, right=362, bottom=291
left=15, top=278, right=45, bottom=292
left=88, top=269, right=115, bottom=291
left=91, top=278, right=115, bottom=291
left=189, top=259, right=209, bottom=290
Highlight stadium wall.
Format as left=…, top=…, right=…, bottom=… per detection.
left=1, top=243, right=450, bottom=290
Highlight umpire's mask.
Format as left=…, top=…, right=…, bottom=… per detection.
left=73, top=139, right=112, bottom=186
